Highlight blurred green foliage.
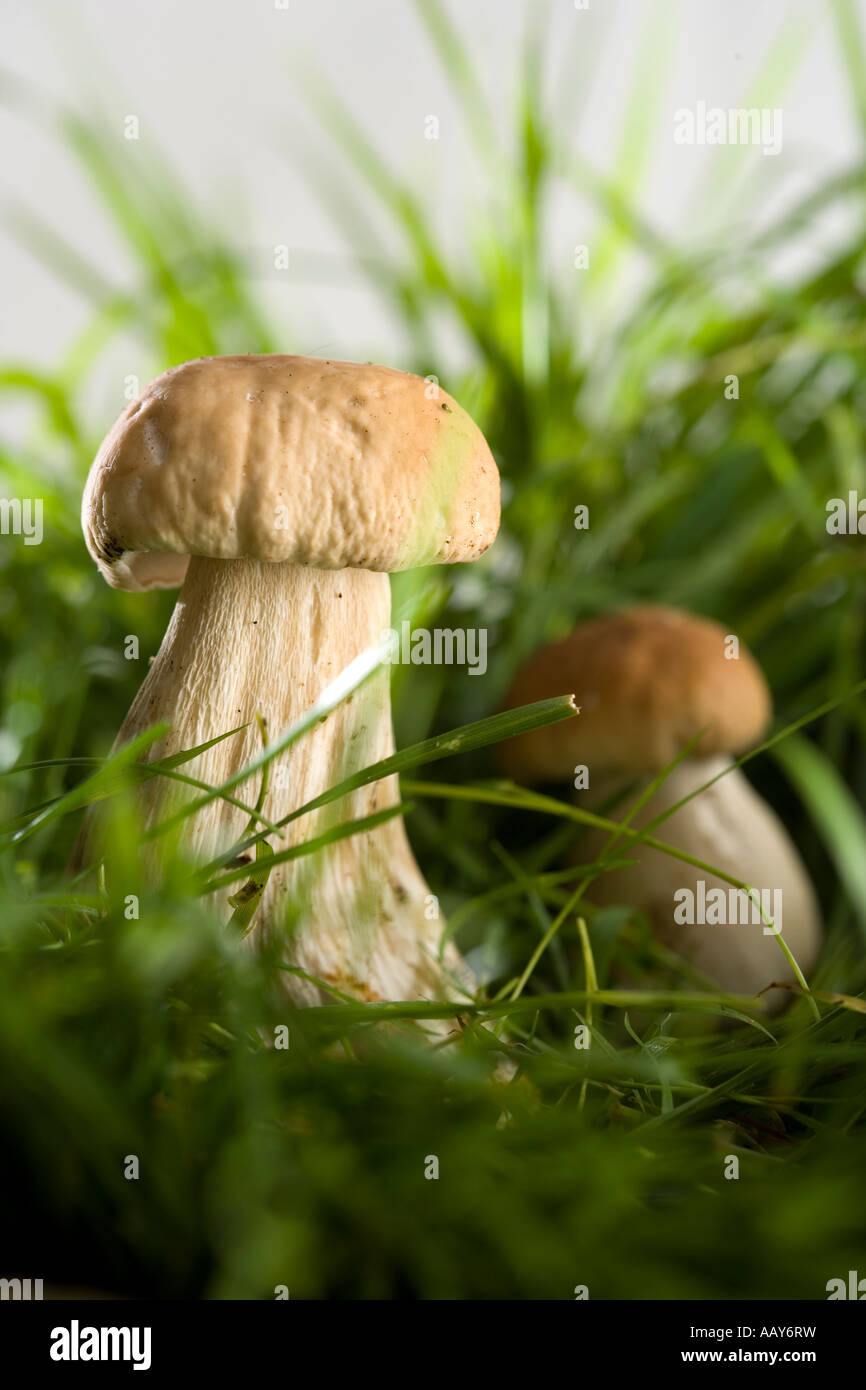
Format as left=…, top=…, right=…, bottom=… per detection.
left=0, top=0, right=865, bottom=1299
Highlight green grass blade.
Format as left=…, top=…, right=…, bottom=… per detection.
left=197, top=803, right=409, bottom=896
left=145, top=640, right=393, bottom=843
left=201, top=695, right=579, bottom=874
left=771, top=733, right=866, bottom=937
left=831, top=0, right=866, bottom=142
left=3, top=723, right=169, bottom=845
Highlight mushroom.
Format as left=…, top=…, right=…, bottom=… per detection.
left=500, top=605, right=822, bottom=1004
left=78, top=354, right=500, bottom=1008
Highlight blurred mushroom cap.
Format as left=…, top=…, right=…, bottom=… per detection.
left=83, top=354, right=500, bottom=591
left=500, top=604, right=772, bottom=782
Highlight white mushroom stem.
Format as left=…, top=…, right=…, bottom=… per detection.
left=87, top=555, right=473, bottom=1008
left=577, top=757, right=821, bottom=1006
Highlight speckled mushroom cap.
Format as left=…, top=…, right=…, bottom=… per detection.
left=82, top=354, right=501, bottom=591
left=500, top=605, right=772, bottom=782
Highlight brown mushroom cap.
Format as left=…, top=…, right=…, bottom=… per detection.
left=500, top=604, right=772, bottom=782
left=83, top=355, right=501, bottom=591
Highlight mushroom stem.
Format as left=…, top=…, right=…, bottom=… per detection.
left=578, top=757, right=821, bottom=1005
left=92, top=555, right=472, bottom=1007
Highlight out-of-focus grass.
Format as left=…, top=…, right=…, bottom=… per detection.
left=0, top=0, right=865, bottom=1299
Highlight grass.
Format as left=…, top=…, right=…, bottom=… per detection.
left=0, top=0, right=865, bottom=1298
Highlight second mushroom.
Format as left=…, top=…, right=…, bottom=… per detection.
left=501, top=605, right=822, bottom=1005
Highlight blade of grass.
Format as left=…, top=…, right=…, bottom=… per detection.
left=196, top=802, right=410, bottom=896
left=145, top=639, right=396, bottom=843
left=3, top=723, right=169, bottom=845
left=831, top=0, right=866, bottom=142
left=770, top=733, right=866, bottom=938
left=199, top=695, right=579, bottom=873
